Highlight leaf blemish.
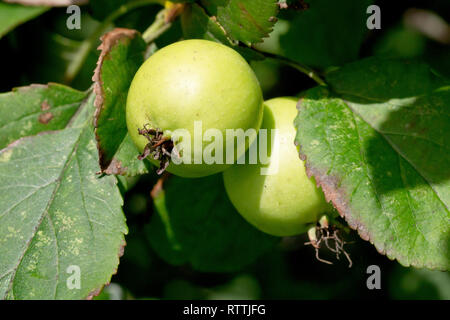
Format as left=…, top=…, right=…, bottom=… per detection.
left=38, top=112, right=53, bottom=124
left=40, top=100, right=51, bottom=111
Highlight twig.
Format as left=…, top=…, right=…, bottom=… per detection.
left=251, top=47, right=326, bottom=86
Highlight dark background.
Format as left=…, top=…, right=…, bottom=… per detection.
left=1, top=0, right=449, bottom=299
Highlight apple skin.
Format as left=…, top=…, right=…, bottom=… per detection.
left=126, top=39, right=263, bottom=178
left=223, top=97, right=329, bottom=236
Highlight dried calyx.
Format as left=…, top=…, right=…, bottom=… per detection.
left=137, top=124, right=177, bottom=175
left=305, top=216, right=353, bottom=268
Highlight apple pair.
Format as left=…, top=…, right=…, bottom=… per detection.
left=126, top=39, right=329, bottom=237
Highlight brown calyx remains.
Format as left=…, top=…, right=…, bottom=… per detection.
left=137, top=124, right=177, bottom=175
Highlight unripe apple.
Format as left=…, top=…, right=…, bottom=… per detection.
left=126, top=39, right=263, bottom=177
left=223, top=97, right=329, bottom=236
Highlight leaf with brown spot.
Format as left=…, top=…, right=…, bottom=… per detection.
left=0, top=83, right=87, bottom=149
left=93, top=28, right=149, bottom=176
left=38, top=112, right=53, bottom=124
left=0, top=93, right=127, bottom=299
left=40, top=100, right=50, bottom=111
left=295, top=58, right=450, bottom=270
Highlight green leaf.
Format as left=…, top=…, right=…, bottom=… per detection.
left=0, top=83, right=87, bottom=149
left=102, top=133, right=152, bottom=176
left=181, top=3, right=233, bottom=45
left=146, top=174, right=279, bottom=272
left=181, top=3, right=265, bottom=61
left=200, top=0, right=278, bottom=46
left=295, top=58, right=450, bottom=270
left=0, top=93, right=128, bottom=299
left=279, top=0, right=373, bottom=69
left=0, top=3, right=48, bottom=39
left=93, top=28, right=149, bottom=176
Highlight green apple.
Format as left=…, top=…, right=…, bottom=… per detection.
left=126, top=39, right=263, bottom=177
left=223, top=97, right=329, bottom=236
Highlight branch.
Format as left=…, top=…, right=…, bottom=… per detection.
left=142, top=3, right=185, bottom=44
left=252, top=48, right=326, bottom=86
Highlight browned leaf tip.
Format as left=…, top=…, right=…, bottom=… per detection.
left=4, top=0, right=88, bottom=5
left=104, top=158, right=128, bottom=175
left=85, top=287, right=102, bottom=300
left=150, top=172, right=170, bottom=199
left=92, top=28, right=139, bottom=125
left=118, top=239, right=126, bottom=259
left=92, top=28, right=139, bottom=172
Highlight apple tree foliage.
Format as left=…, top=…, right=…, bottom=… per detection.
left=0, top=0, right=448, bottom=299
